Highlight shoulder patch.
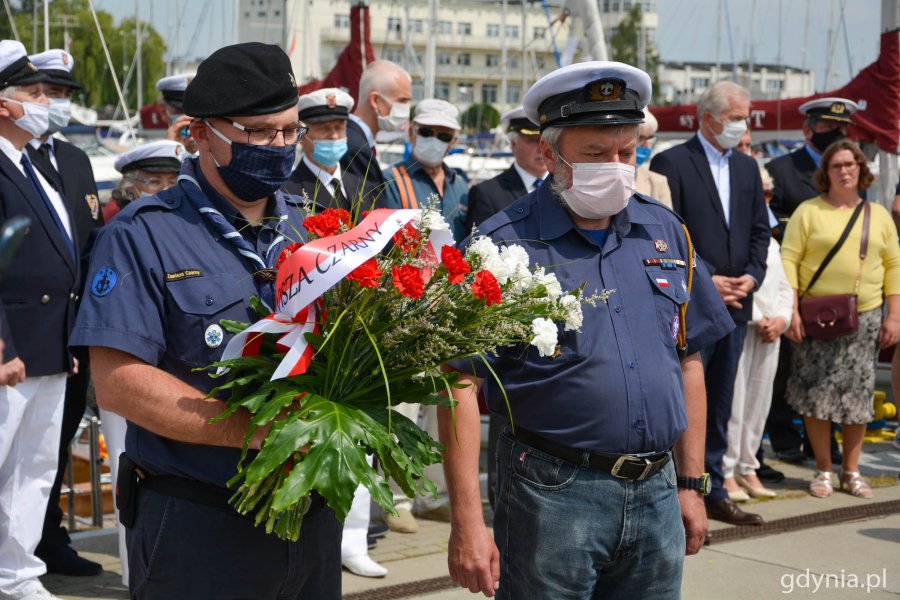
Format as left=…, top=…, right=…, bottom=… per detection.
left=91, top=267, right=118, bottom=297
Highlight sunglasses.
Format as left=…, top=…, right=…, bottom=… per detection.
left=416, top=126, right=454, bottom=143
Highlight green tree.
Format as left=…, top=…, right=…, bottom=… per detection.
left=609, top=4, right=660, bottom=101
left=0, top=0, right=166, bottom=110
left=459, top=103, right=500, bottom=134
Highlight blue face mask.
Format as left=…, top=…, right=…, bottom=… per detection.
left=635, top=146, right=652, bottom=167
left=311, top=138, right=348, bottom=167
left=207, top=121, right=296, bottom=201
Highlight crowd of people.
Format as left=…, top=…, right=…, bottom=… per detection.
left=0, top=37, right=898, bottom=600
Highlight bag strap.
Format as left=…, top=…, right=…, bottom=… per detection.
left=852, top=202, right=871, bottom=295
left=801, top=201, right=866, bottom=297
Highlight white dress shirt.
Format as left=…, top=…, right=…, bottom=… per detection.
left=697, top=130, right=732, bottom=227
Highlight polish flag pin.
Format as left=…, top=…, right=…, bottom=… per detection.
left=656, top=278, right=670, bottom=288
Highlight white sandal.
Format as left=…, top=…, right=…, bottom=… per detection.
left=809, top=470, right=833, bottom=498
left=839, top=470, right=873, bottom=499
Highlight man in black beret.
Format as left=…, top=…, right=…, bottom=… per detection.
left=70, top=42, right=342, bottom=598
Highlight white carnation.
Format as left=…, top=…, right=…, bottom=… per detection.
left=420, top=208, right=450, bottom=233
left=466, top=236, right=507, bottom=281
left=500, top=244, right=531, bottom=284
left=532, top=267, right=563, bottom=300
left=530, top=317, right=559, bottom=357
left=559, top=294, right=583, bottom=331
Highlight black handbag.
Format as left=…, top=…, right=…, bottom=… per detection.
left=798, top=201, right=870, bottom=340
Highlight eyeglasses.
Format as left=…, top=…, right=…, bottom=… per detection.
left=416, top=126, right=454, bottom=143
left=136, top=176, right=179, bottom=190
left=715, top=115, right=751, bottom=126
left=217, top=116, right=309, bottom=145
left=828, top=161, right=860, bottom=172
left=638, top=135, right=656, bottom=145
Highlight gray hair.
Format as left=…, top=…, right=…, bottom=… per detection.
left=541, top=126, right=564, bottom=153
left=507, top=131, right=519, bottom=143
left=0, top=86, right=20, bottom=99
left=110, top=171, right=140, bottom=206
left=641, top=108, right=658, bottom=136
left=358, top=60, right=412, bottom=101
left=697, top=81, right=749, bottom=120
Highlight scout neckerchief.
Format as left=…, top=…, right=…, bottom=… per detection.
left=177, top=157, right=288, bottom=308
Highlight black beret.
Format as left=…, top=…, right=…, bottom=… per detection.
left=0, top=56, right=47, bottom=90
left=183, top=42, right=299, bottom=118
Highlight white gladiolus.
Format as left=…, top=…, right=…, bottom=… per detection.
left=559, top=294, right=583, bottom=331
left=532, top=267, right=563, bottom=300
left=530, top=317, right=558, bottom=357
left=420, top=208, right=451, bottom=233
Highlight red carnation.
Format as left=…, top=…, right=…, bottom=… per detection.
left=393, top=222, right=422, bottom=254
left=441, top=246, right=471, bottom=284
left=276, top=242, right=304, bottom=268
left=472, top=270, right=502, bottom=306
left=391, top=264, right=425, bottom=299
left=346, top=258, right=383, bottom=288
left=303, top=208, right=352, bottom=238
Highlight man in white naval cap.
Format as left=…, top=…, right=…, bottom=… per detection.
left=439, top=62, right=733, bottom=598
left=465, top=105, right=547, bottom=232
left=104, top=139, right=185, bottom=222
left=156, top=72, right=198, bottom=154
left=26, top=47, right=105, bottom=579
left=284, top=87, right=382, bottom=212
left=0, top=39, right=79, bottom=600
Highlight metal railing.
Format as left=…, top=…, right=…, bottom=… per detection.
left=63, top=415, right=107, bottom=529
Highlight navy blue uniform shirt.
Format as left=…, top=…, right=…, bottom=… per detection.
left=457, top=179, right=734, bottom=454
left=70, top=158, right=307, bottom=487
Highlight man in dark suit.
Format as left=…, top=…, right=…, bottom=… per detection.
left=342, top=60, right=411, bottom=194
left=466, top=106, right=547, bottom=231
left=651, top=80, right=770, bottom=527
left=25, top=49, right=104, bottom=577
left=0, top=40, right=82, bottom=600
left=285, top=87, right=383, bottom=213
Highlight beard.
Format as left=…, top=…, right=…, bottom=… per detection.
left=550, top=156, right=573, bottom=210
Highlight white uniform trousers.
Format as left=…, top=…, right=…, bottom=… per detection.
left=99, top=408, right=128, bottom=586
left=0, top=374, right=66, bottom=598
left=723, top=327, right=781, bottom=478
left=341, top=456, right=373, bottom=560
left=390, top=403, right=447, bottom=513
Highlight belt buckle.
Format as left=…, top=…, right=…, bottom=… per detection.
left=610, top=455, right=653, bottom=480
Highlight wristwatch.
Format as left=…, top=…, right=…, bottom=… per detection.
left=676, top=473, right=711, bottom=495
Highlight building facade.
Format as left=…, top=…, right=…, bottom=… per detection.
left=658, top=61, right=816, bottom=105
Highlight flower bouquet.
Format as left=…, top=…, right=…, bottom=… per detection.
left=206, top=206, right=588, bottom=541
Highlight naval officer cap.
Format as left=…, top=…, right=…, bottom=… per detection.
left=798, top=97, right=858, bottom=124
left=500, top=106, right=540, bottom=136
left=298, top=87, right=354, bottom=123
left=0, top=40, right=47, bottom=90
left=29, top=49, right=82, bottom=90
left=523, top=61, right=651, bottom=130
left=156, top=73, right=195, bottom=110
left=183, top=42, right=299, bottom=118
left=115, top=140, right=185, bottom=174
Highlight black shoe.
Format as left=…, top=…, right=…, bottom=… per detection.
left=40, top=546, right=102, bottom=577
left=367, top=535, right=378, bottom=550
left=776, top=448, right=808, bottom=464
left=756, top=462, right=785, bottom=483
left=368, top=521, right=389, bottom=539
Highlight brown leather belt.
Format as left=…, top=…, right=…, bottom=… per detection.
left=515, top=428, right=670, bottom=481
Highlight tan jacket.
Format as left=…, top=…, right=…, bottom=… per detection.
left=635, top=166, right=672, bottom=209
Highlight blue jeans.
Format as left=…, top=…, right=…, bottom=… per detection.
left=494, top=428, right=685, bottom=600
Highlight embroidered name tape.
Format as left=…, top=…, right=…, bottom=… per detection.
left=165, top=269, right=203, bottom=281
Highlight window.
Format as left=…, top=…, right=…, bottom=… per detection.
left=509, top=56, right=519, bottom=70
left=333, top=14, right=349, bottom=28
left=408, top=19, right=423, bottom=33
left=533, top=26, right=546, bottom=39
left=435, top=81, right=450, bottom=101
left=505, top=25, right=519, bottom=38
left=766, top=79, right=784, bottom=91
left=535, top=56, right=545, bottom=69
left=690, top=77, right=710, bottom=89
left=257, top=11, right=266, bottom=17
left=437, top=51, right=452, bottom=66
left=387, top=17, right=402, bottom=33
left=412, top=81, right=425, bottom=102
left=457, top=53, right=471, bottom=66
left=486, top=23, right=500, bottom=37
left=383, top=47, right=403, bottom=63
left=481, top=84, right=498, bottom=104
left=437, top=20, right=452, bottom=34
left=458, top=22, right=471, bottom=35
left=506, top=84, right=521, bottom=104
left=486, top=54, right=499, bottom=67
left=457, top=83, right=474, bottom=103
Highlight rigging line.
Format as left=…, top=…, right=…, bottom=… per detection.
left=839, top=0, right=853, bottom=77
left=723, top=0, right=737, bottom=81
left=540, top=0, right=561, bottom=68
left=86, top=0, right=136, bottom=143
left=3, top=0, right=19, bottom=42
left=183, top=0, right=213, bottom=63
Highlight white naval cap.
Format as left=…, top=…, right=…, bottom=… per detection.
left=156, top=73, right=195, bottom=109
left=798, top=97, right=858, bottom=123
left=523, top=61, right=651, bottom=130
left=500, top=106, right=540, bottom=135
left=298, top=87, right=354, bottom=123
left=0, top=40, right=46, bottom=90
left=115, top=140, right=186, bottom=174
left=413, top=99, right=460, bottom=130
left=29, top=49, right=82, bottom=89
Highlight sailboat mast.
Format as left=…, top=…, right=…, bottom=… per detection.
left=43, top=0, right=49, bottom=52
left=136, top=0, right=143, bottom=111
left=425, top=0, right=437, bottom=99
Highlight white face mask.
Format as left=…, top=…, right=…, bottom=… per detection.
left=413, top=136, right=450, bottom=167
left=47, top=98, right=71, bottom=133
left=375, top=94, right=410, bottom=132
left=558, top=158, right=635, bottom=221
left=713, top=117, right=748, bottom=150
left=5, top=98, right=50, bottom=138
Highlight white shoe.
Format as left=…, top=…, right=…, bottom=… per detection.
left=17, top=586, right=61, bottom=600
left=342, top=554, right=388, bottom=578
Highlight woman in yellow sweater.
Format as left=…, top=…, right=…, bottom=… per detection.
left=782, top=140, right=900, bottom=499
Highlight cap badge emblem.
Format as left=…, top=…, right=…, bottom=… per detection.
left=26, top=61, right=37, bottom=72
left=61, top=53, right=69, bottom=66
left=832, top=102, right=845, bottom=114
left=654, top=239, right=668, bottom=253
left=326, top=94, right=337, bottom=108
left=589, top=79, right=623, bottom=101
left=288, top=73, right=297, bottom=88
left=175, top=145, right=183, bottom=156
